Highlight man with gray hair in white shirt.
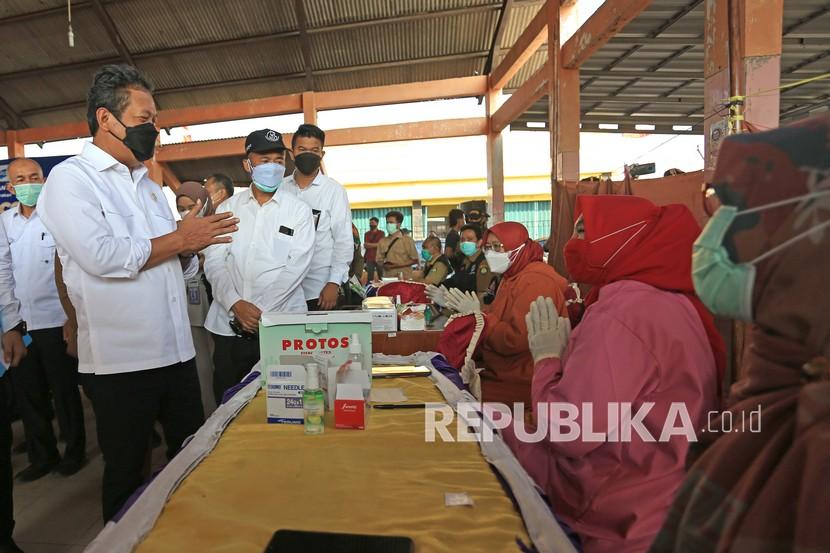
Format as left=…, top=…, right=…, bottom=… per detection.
left=38, top=64, right=238, bottom=521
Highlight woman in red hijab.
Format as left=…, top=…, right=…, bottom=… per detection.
left=446, top=221, right=569, bottom=405
left=504, top=196, right=724, bottom=553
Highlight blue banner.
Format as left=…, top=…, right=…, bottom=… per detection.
left=1, top=155, right=72, bottom=212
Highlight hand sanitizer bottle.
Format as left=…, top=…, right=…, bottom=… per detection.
left=303, top=363, right=325, bottom=435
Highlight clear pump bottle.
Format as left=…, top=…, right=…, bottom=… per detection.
left=303, top=363, right=325, bottom=435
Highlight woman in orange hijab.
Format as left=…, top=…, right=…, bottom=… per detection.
left=445, top=221, right=568, bottom=405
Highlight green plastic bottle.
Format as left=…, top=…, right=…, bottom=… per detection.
left=303, top=363, right=325, bottom=435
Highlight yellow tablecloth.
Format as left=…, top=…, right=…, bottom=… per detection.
left=135, top=377, right=531, bottom=552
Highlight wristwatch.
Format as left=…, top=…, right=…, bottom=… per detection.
left=8, top=321, right=26, bottom=335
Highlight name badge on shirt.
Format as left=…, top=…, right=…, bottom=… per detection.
left=279, top=225, right=294, bottom=236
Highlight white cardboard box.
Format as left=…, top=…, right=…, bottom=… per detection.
left=362, top=296, right=397, bottom=332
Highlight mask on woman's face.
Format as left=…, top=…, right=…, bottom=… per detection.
left=564, top=219, right=649, bottom=285
left=459, top=241, right=478, bottom=257
left=692, top=189, right=830, bottom=321
left=250, top=161, right=285, bottom=193
left=484, top=243, right=525, bottom=275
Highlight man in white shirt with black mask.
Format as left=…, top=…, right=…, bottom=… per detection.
left=38, top=64, right=239, bottom=521
left=282, top=124, right=353, bottom=311
left=204, top=129, right=314, bottom=404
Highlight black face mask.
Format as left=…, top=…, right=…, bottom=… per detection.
left=294, top=152, right=322, bottom=175
left=108, top=114, right=159, bottom=162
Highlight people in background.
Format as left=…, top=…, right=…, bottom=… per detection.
left=444, top=208, right=464, bottom=270
left=444, top=221, right=568, bottom=405
left=428, top=224, right=496, bottom=304
left=204, top=173, right=234, bottom=207
left=175, top=182, right=217, bottom=417
left=282, top=124, right=353, bottom=311
left=344, top=224, right=365, bottom=306
left=204, top=129, right=314, bottom=404
left=363, top=217, right=384, bottom=282
left=663, top=168, right=685, bottom=176
left=1, top=158, right=86, bottom=481
left=38, top=64, right=237, bottom=520
left=0, top=217, right=27, bottom=553
left=507, top=195, right=723, bottom=553
left=651, top=115, right=829, bottom=553
left=377, top=210, right=418, bottom=280
left=415, top=236, right=450, bottom=285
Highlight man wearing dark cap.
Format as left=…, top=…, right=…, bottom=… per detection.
left=466, top=208, right=490, bottom=230
left=204, top=129, right=314, bottom=404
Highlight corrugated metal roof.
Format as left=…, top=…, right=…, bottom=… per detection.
left=304, top=0, right=499, bottom=28
left=105, top=0, right=298, bottom=53
left=0, top=0, right=65, bottom=19
left=309, top=9, right=497, bottom=70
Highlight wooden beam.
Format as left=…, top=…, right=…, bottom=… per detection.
left=489, top=4, right=548, bottom=91
left=90, top=0, right=136, bottom=66
left=158, top=94, right=303, bottom=128
left=486, top=89, right=505, bottom=223
left=547, top=0, right=561, bottom=181
left=302, top=91, right=317, bottom=125
left=315, top=76, right=487, bottom=110
left=156, top=118, right=487, bottom=162
left=7, top=76, right=487, bottom=146
left=561, top=0, right=654, bottom=69
left=160, top=163, right=182, bottom=193
left=293, top=0, right=315, bottom=91
left=5, top=130, right=25, bottom=158
left=14, top=122, right=89, bottom=145
left=491, top=63, right=548, bottom=133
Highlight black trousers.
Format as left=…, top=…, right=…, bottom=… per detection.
left=13, top=327, right=85, bottom=467
left=0, top=376, right=14, bottom=544
left=82, top=359, right=204, bottom=521
left=211, top=333, right=260, bottom=405
left=365, top=261, right=382, bottom=282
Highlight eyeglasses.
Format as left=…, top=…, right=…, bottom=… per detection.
left=702, top=183, right=723, bottom=217
left=483, top=243, right=505, bottom=253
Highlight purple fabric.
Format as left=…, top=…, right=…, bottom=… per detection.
left=221, top=370, right=261, bottom=405
left=429, top=354, right=468, bottom=391
left=111, top=464, right=167, bottom=523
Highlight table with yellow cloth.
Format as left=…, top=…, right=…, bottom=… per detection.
left=133, top=375, right=532, bottom=553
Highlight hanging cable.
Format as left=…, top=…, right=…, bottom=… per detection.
left=67, top=0, right=75, bottom=48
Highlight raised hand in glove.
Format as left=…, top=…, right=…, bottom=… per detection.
left=425, top=284, right=449, bottom=307
left=525, top=296, right=571, bottom=364
left=445, top=288, right=481, bottom=314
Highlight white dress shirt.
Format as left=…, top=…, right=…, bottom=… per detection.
left=0, top=220, right=22, bottom=332
left=38, top=142, right=198, bottom=375
left=203, top=187, right=314, bottom=336
left=282, top=171, right=353, bottom=300
left=0, top=207, right=66, bottom=330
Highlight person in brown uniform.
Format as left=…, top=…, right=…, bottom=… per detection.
left=377, top=210, right=418, bottom=280
left=414, top=236, right=451, bottom=285
left=427, top=224, right=498, bottom=307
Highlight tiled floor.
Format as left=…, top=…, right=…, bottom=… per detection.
left=10, top=396, right=166, bottom=553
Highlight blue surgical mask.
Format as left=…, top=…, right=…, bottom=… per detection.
left=693, top=189, right=830, bottom=321
left=459, top=241, right=478, bottom=257
left=250, top=161, right=285, bottom=193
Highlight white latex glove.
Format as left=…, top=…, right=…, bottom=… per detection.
left=525, top=296, right=571, bottom=364
left=445, top=288, right=481, bottom=314
left=462, top=358, right=483, bottom=400
left=425, top=284, right=448, bottom=306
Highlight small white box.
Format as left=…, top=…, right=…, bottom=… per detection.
left=362, top=296, right=397, bottom=332
left=399, top=304, right=427, bottom=331
left=266, top=365, right=305, bottom=424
